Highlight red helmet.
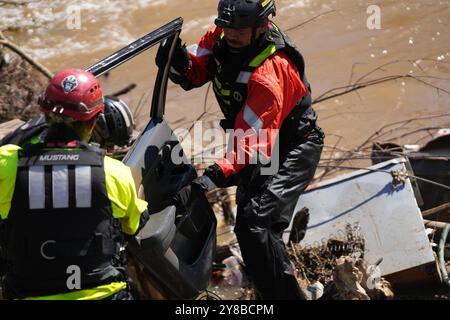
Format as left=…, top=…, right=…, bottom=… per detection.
left=38, top=68, right=104, bottom=121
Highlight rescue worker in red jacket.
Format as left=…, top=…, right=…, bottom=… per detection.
left=157, top=0, right=324, bottom=299
left=0, top=69, right=149, bottom=300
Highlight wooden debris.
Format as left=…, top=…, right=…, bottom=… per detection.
left=334, top=257, right=395, bottom=300
left=289, top=207, right=310, bottom=244
left=422, top=203, right=450, bottom=222
left=287, top=223, right=394, bottom=300
left=333, top=256, right=371, bottom=300
left=0, top=119, right=24, bottom=140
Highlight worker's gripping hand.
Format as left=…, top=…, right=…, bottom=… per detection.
left=169, top=164, right=227, bottom=209
left=155, top=37, right=190, bottom=76
left=203, top=163, right=227, bottom=188
left=170, top=175, right=217, bottom=210
left=192, top=175, right=217, bottom=192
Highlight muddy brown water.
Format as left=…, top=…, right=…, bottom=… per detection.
left=1, top=0, right=449, bottom=167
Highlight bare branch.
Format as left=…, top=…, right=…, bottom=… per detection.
left=355, top=114, right=450, bottom=152
left=353, top=58, right=450, bottom=86
left=313, top=74, right=450, bottom=104
left=108, top=83, right=137, bottom=97
left=0, top=38, right=53, bottom=79
left=284, top=10, right=337, bottom=32
left=347, top=62, right=367, bottom=86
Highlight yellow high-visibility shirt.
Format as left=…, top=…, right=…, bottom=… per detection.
left=0, top=144, right=149, bottom=300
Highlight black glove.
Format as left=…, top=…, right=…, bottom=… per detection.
left=203, top=163, right=227, bottom=188
left=155, top=37, right=190, bottom=76
left=171, top=175, right=217, bottom=208
left=169, top=164, right=227, bottom=209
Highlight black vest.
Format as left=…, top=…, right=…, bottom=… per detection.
left=2, top=142, right=123, bottom=298
left=210, top=23, right=312, bottom=130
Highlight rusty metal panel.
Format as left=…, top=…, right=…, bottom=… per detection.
left=283, top=158, right=435, bottom=276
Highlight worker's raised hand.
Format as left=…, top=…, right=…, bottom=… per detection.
left=155, top=37, right=190, bottom=76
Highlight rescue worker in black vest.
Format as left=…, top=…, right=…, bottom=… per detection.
left=0, top=69, right=149, bottom=300
left=0, top=95, right=135, bottom=151
left=157, top=0, right=324, bottom=299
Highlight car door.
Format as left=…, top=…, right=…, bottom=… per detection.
left=117, top=19, right=217, bottom=300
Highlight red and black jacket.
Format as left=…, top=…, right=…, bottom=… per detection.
left=175, top=22, right=317, bottom=180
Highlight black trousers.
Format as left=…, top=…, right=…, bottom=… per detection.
left=234, top=128, right=323, bottom=300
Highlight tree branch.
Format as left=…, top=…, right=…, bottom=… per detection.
left=108, top=83, right=137, bottom=97
left=285, top=10, right=337, bottom=32
left=0, top=33, right=53, bottom=79
left=313, top=74, right=450, bottom=104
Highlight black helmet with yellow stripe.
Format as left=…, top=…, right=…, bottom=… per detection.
left=215, top=0, right=276, bottom=29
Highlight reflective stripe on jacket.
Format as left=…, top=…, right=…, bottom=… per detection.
left=185, top=23, right=309, bottom=178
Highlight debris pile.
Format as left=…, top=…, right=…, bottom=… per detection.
left=289, top=224, right=365, bottom=288
left=0, top=49, right=47, bottom=122
left=287, top=223, right=393, bottom=300
left=209, top=222, right=395, bottom=300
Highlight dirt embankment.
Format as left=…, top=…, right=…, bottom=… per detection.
left=0, top=48, right=47, bottom=123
